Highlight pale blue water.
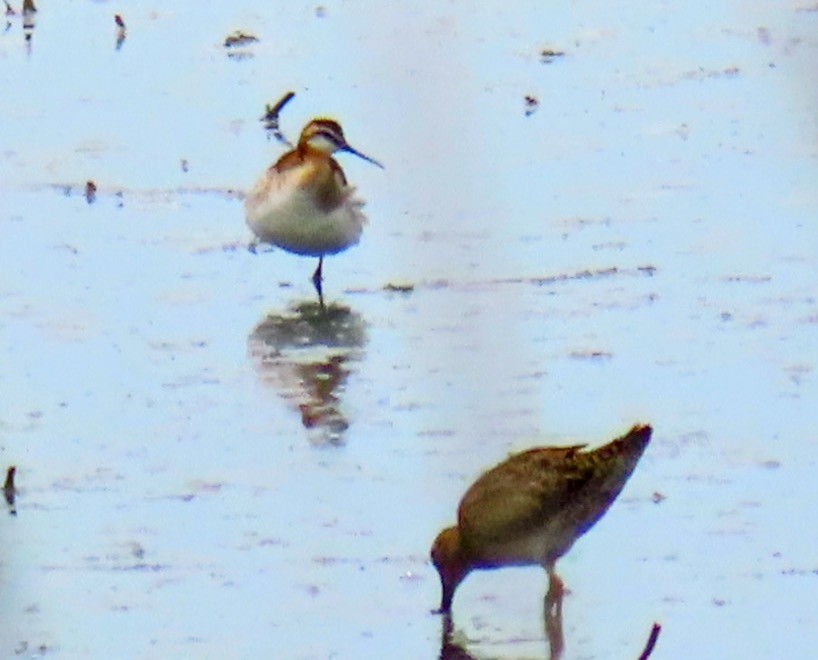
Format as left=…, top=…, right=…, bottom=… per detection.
left=1, top=1, right=817, bottom=658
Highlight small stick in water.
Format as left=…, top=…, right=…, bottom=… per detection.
left=637, top=622, right=662, bottom=660
left=4, top=466, right=17, bottom=516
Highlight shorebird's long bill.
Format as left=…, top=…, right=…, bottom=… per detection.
left=342, top=144, right=384, bottom=169
left=437, top=577, right=454, bottom=614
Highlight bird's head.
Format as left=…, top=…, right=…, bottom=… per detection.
left=299, top=118, right=384, bottom=168
left=430, top=526, right=471, bottom=614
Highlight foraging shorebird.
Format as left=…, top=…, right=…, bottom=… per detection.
left=245, top=118, right=383, bottom=306
left=431, top=424, right=652, bottom=612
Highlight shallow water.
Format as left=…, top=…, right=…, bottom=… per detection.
left=1, top=1, right=817, bottom=658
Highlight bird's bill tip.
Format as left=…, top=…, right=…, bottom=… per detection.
left=435, top=583, right=454, bottom=614
left=342, top=144, right=385, bottom=169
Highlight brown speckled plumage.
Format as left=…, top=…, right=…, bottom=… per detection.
left=431, top=424, right=652, bottom=612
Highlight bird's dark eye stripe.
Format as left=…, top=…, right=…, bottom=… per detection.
left=314, top=129, right=343, bottom=144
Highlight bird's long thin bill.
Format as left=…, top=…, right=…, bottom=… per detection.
left=343, top=145, right=384, bottom=169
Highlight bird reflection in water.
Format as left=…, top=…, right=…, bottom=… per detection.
left=247, top=301, right=366, bottom=446
left=437, top=591, right=564, bottom=660
left=438, top=613, right=477, bottom=660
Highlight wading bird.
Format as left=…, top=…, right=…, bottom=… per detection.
left=431, top=424, right=652, bottom=613
left=245, top=118, right=383, bottom=306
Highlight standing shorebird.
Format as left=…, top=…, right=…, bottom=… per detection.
left=431, top=424, right=652, bottom=613
left=245, top=118, right=383, bottom=306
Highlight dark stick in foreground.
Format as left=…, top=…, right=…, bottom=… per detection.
left=637, top=622, right=662, bottom=660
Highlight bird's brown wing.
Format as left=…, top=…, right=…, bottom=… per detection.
left=273, top=148, right=305, bottom=174
left=457, top=425, right=651, bottom=560
left=458, top=445, right=593, bottom=551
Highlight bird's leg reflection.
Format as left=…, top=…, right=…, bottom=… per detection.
left=440, top=611, right=453, bottom=649
left=312, top=257, right=325, bottom=309
left=435, top=574, right=564, bottom=660
left=544, top=569, right=565, bottom=660
left=438, top=612, right=476, bottom=660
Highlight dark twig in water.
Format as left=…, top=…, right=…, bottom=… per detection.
left=540, top=48, right=565, bottom=63
left=223, top=29, right=258, bottom=48
left=115, top=14, right=126, bottom=49
left=261, top=91, right=296, bottom=145
left=85, top=180, right=97, bottom=204
left=261, top=91, right=295, bottom=127
left=637, top=623, right=662, bottom=660
left=524, top=94, right=540, bottom=116
left=21, top=0, right=35, bottom=41
left=34, top=182, right=245, bottom=202
left=223, top=29, right=259, bottom=60
left=342, top=264, right=658, bottom=297
left=4, top=466, right=17, bottom=516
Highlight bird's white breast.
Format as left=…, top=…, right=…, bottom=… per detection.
left=245, top=168, right=367, bottom=257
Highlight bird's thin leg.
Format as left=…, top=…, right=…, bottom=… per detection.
left=312, top=256, right=325, bottom=308
left=546, top=568, right=564, bottom=604
left=544, top=567, right=565, bottom=660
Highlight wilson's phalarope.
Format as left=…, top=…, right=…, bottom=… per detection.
left=245, top=118, right=383, bottom=305
left=431, top=424, right=652, bottom=613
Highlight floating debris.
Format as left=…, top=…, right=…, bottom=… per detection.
left=4, top=466, right=17, bottom=516
left=681, top=66, right=739, bottom=82
left=13, top=642, right=49, bottom=656
left=129, top=541, right=146, bottom=560
left=224, top=30, right=258, bottom=47
left=3, top=1, right=12, bottom=33
left=115, top=13, right=126, bottom=49
left=84, top=180, right=97, bottom=204
left=540, top=47, right=566, bottom=63
left=260, top=91, right=296, bottom=135
left=569, top=349, right=613, bottom=361
left=224, top=30, right=259, bottom=59
left=22, top=0, right=35, bottom=47
left=384, top=283, right=414, bottom=294
left=524, top=94, right=539, bottom=116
